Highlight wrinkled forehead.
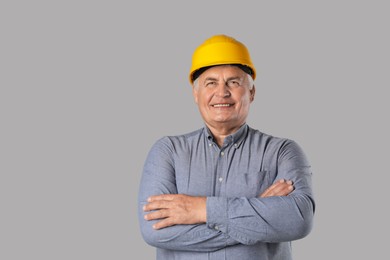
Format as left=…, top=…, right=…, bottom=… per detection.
left=198, top=65, right=248, bottom=81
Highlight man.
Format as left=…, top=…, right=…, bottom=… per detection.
left=138, top=34, right=315, bottom=260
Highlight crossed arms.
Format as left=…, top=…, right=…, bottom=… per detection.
left=143, top=179, right=294, bottom=230
left=138, top=138, right=315, bottom=251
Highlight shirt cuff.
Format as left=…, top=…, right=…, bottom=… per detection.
left=206, top=197, right=229, bottom=233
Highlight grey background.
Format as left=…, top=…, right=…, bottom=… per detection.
left=1, top=0, right=389, bottom=259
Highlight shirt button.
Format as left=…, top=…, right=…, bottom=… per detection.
left=209, top=143, right=212, bottom=147
left=218, top=177, right=223, bottom=182
left=234, top=143, right=238, bottom=148
left=220, top=152, right=224, bottom=156
left=214, top=225, right=219, bottom=230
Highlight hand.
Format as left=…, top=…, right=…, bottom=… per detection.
left=259, top=179, right=294, bottom=198
left=143, top=194, right=207, bottom=230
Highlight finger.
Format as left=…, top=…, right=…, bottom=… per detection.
left=261, top=179, right=284, bottom=196
left=144, top=209, right=169, bottom=221
left=260, top=180, right=294, bottom=198
left=269, top=182, right=293, bottom=196
left=148, top=194, right=177, bottom=202
left=260, top=179, right=285, bottom=198
left=152, top=217, right=176, bottom=230
left=143, top=200, right=172, bottom=212
left=274, top=180, right=293, bottom=194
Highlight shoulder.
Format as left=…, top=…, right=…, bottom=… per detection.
left=151, top=127, right=204, bottom=151
left=246, top=126, right=290, bottom=146
left=246, top=126, right=306, bottom=155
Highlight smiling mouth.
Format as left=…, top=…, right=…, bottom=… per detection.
left=212, top=103, right=233, bottom=108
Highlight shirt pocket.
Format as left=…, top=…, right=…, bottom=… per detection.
left=226, top=170, right=270, bottom=198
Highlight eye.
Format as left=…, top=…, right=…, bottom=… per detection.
left=227, top=80, right=241, bottom=87
left=205, top=81, right=217, bottom=87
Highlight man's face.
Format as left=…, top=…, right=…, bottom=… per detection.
left=192, top=65, right=255, bottom=131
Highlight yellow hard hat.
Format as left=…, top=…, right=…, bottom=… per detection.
left=189, top=34, right=256, bottom=84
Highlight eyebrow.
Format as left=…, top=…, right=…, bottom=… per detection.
left=203, top=76, right=242, bottom=82
left=226, top=76, right=242, bottom=82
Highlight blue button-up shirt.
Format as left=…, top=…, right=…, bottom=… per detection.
left=138, top=124, right=315, bottom=260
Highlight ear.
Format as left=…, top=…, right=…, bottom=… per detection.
left=192, top=85, right=199, bottom=104
left=249, top=85, right=256, bottom=102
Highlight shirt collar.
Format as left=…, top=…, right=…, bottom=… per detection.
left=204, top=123, right=248, bottom=148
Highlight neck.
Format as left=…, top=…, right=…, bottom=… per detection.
left=206, top=123, right=244, bottom=147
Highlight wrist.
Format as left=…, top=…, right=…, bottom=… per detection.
left=196, top=196, right=207, bottom=223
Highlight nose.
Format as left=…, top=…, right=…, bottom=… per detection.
left=215, top=83, right=231, bottom=98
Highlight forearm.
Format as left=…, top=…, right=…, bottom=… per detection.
left=206, top=138, right=315, bottom=246
left=138, top=204, right=238, bottom=252
left=206, top=193, right=314, bottom=245
left=139, top=190, right=240, bottom=251
left=141, top=179, right=296, bottom=249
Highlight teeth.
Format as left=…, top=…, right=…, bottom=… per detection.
left=213, top=104, right=231, bottom=107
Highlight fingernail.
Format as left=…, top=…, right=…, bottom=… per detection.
left=287, top=180, right=292, bottom=185
left=144, top=215, right=148, bottom=220
left=288, top=185, right=293, bottom=190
